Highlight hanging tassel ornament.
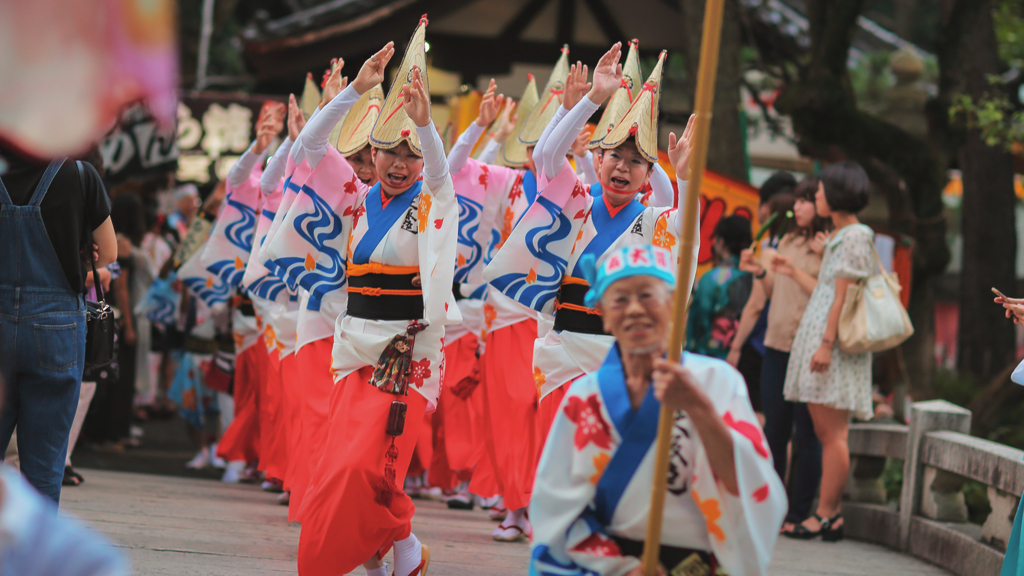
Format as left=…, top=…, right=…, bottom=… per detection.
left=371, top=321, right=426, bottom=508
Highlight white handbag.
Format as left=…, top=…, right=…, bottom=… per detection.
left=838, top=240, right=914, bottom=354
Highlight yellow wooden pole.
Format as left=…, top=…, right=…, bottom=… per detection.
left=640, top=0, right=727, bottom=573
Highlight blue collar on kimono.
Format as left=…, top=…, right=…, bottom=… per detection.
left=570, top=185, right=646, bottom=278
left=522, top=169, right=538, bottom=206
left=592, top=343, right=663, bottom=526
left=352, top=181, right=422, bottom=265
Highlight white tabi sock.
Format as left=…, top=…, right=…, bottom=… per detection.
left=392, top=533, right=423, bottom=576
left=365, top=565, right=388, bottom=576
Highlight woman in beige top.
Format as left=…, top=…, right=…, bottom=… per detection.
left=740, top=174, right=830, bottom=532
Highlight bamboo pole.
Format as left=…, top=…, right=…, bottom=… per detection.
left=640, top=0, right=728, bottom=573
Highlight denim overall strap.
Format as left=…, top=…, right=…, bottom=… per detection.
left=0, top=158, right=76, bottom=294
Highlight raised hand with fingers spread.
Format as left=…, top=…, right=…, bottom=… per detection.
left=562, top=61, right=591, bottom=111
left=667, top=113, right=696, bottom=180
left=287, top=94, right=306, bottom=140
left=475, top=79, right=503, bottom=128
left=401, top=66, right=432, bottom=127
left=570, top=126, right=592, bottom=158
left=492, top=97, right=517, bottom=143
left=586, top=42, right=623, bottom=105
left=353, top=42, right=396, bottom=95
left=320, top=58, right=348, bottom=107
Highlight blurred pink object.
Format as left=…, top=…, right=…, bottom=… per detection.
left=0, top=0, right=177, bottom=158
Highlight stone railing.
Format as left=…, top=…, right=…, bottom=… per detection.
left=843, top=400, right=1024, bottom=576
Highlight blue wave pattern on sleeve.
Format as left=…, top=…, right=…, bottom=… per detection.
left=484, top=228, right=502, bottom=266
left=248, top=275, right=287, bottom=301
left=181, top=274, right=231, bottom=306
left=274, top=182, right=348, bottom=303
left=489, top=195, right=571, bottom=311
left=206, top=197, right=258, bottom=288
left=454, top=195, right=483, bottom=283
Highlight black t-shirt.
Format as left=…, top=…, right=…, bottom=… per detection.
left=0, top=154, right=111, bottom=292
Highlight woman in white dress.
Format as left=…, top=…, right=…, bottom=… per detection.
left=782, top=161, right=874, bottom=542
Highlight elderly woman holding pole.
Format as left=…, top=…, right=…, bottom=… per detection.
left=529, top=244, right=786, bottom=576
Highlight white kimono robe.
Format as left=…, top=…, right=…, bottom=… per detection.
left=483, top=162, right=699, bottom=399
left=530, top=347, right=786, bottom=576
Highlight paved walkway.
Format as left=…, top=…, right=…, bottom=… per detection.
left=60, top=469, right=953, bottom=576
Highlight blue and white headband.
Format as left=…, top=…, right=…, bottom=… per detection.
left=578, top=244, right=676, bottom=307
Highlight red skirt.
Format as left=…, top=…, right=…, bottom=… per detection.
left=258, top=349, right=287, bottom=481
left=216, top=344, right=263, bottom=463
left=481, top=320, right=538, bottom=511
left=407, top=411, right=434, bottom=477
left=287, top=338, right=334, bottom=521
left=298, top=366, right=428, bottom=576
left=427, top=334, right=480, bottom=489
left=536, top=382, right=568, bottom=464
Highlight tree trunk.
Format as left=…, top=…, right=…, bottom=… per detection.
left=680, top=0, right=748, bottom=182
left=953, top=0, right=1017, bottom=382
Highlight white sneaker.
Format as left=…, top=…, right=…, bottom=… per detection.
left=221, top=461, right=245, bottom=483
left=186, top=448, right=211, bottom=470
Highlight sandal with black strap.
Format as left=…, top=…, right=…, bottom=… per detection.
left=781, top=513, right=827, bottom=540
left=822, top=513, right=844, bottom=542
left=62, top=466, right=84, bottom=487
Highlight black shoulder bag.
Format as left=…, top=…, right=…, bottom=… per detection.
left=77, top=160, right=117, bottom=369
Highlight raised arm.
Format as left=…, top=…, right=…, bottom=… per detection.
left=261, top=136, right=293, bottom=195
left=297, top=59, right=360, bottom=170
left=477, top=138, right=501, bottom=164
left=449, top=79, right=502, bottom=175
left=648, top=162, right=676, bottom=207
left=404, top=66, right=450, bottom=192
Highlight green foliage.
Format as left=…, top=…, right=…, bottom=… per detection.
left=995, top=0, right=1024, bottom=69
left=882, top=457, right=904, bottom=502
left=964, top=480, right=993, bottom=525
left=949, top=87, right=1024, bottom=149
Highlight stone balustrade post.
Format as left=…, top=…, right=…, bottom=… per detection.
left=898, top=400, right=972, bottom=551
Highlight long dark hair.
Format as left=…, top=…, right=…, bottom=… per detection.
left=793, top=174, right=832, bottom=238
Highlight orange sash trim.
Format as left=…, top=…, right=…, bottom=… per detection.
left=561, top=276, right=590, bottom=286
left=346, top=263, right=420, bottom=276
left=553, top=301, right=601, bottom=315
left=346, top=286, right=423, bottom=297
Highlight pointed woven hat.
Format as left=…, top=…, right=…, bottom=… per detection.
left=500, top=74, right=539, bottom=167
left=516, top=46, right=570, bottom=148
left=599, top=50, right=666, bottom=163
left=334, top=85, right=384, bottom=156
left=300, top=72, right=321, bottom=119
left=369, top=15, right=430, bottom=155
left=589, top=39, right=642, bottom=148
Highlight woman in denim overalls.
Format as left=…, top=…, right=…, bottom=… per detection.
left=0, top=158, right=116, bottom=503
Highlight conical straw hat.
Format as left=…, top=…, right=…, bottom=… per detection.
left=369, top=15, right=430, bottom=155
left=599, top=50, right=666, bottom=163
left=515, top=46, right=570, bottom=148
left=500, top=74, right=539, bottom=167
left=300, top=72, right=321, bottom=119
left=334, top=84, right=384, bottom=156
left=589, top=39, right=642, bottom=147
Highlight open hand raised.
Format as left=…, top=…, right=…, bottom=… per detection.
left=571, top=126, right=592, bottom=158
left=563, top=62, right=591, bottom=111
left=287, top=94, right=306, bottom=141
left=320, top=58, right=349, bottom=107
left=402, top=66, right=431, bottom=128
left=475, top=79, right=503, bottom=127
left=353, top=42, right=396, bottom=95
left=587, top=42, right=623, bottom=105
left=667, top=114, right=696, bottom=180
left=493, top=97, right=517, bottom=143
